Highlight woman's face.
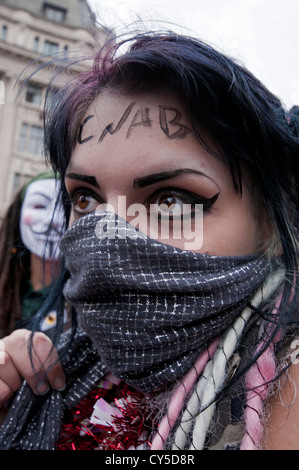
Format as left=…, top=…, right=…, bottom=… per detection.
left=65, top=89, right=263, bottom=255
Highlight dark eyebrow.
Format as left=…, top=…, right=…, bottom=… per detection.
left=133, top=168, right=219, bottom=189
left=65, top=172, right=100, bottom=189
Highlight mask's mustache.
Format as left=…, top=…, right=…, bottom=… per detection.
left=30, top=221, right=63, bottom=236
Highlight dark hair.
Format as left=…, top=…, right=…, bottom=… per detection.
left=287, top=105, right=299, bottom=138
left=42, top=32, right=298, bottom=342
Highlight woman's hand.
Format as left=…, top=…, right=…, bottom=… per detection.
left=0, top=329, right=66, bottom=407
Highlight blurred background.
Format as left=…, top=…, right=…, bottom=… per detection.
left=0, top=0, right=298, bottom=222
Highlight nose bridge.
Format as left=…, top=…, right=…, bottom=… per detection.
left=101, top=194, right=128, bottom=220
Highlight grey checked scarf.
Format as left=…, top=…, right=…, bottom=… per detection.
left=60, top=212, right=270, bottom=393
left=0, top=328, right=107, bottom=450
left=0, top=211, right=271, bottom=450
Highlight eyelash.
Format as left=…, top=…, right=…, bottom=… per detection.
left=68, top=188, right=102, bottom=216
left=146, top=187, right=219, bottom=219
left=68, top=187, right=219, bottom=219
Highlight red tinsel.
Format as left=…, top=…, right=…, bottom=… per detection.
left=95, top=391, right=149, bottom=450
left=56, top=380, right=151, bottom=450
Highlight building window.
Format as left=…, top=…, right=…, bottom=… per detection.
left=28, top=126, right=44, bottom=155
left=43, top=3, right=67, bottom=22
left=1, top=25, right=7, bottom=41
left=12, top=172, right=21, bottom=194
left=25, top=83, right=42, bottom=106
left=43, top=39, right=59, bottom=56
left=18, top=123, right=44, bottom=156
left=33, top=36, right=39, bottom=52
left=18, top=123, right=28, bottom=153
left=0, top=79, right=4, bottom=105
left=12, top=173, right=32, bottom=195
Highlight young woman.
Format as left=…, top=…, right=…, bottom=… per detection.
left=0, top=31, right=298, bottom=450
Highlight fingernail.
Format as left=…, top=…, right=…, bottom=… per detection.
left=36, top=381, right=50, bottom=395
left=53, top=377, right=66, bottom=392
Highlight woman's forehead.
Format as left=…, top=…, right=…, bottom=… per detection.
left=68, top=89, right=235, bottom=191
left=78, top=89, right=192, bottom=147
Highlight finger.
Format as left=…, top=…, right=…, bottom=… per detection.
left=29, top=332, right=66, bottom=393
left=0, top=349, right=22, bottom=393
left=3, top=329, right=66, bottom=395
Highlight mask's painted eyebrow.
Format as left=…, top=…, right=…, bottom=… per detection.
left=29, top=192, right=52, bottom=201
left=133, top=168, right=219, bottom=189
left=65, top=172, right=100, bottom=189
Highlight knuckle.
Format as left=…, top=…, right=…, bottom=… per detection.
left=0, top=351, right=12, bottom=367
left=3, top=329, right=31, bottom=349
left=3, top=330, right=53, bottom=355
left=7, top=328, right=29, bottom=340
left=32, top=331, right=51, bottom=343
left=32, top=332, right=53, bottom=352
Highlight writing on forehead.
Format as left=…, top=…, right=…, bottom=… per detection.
left=77, top=102, right=191, bottom=145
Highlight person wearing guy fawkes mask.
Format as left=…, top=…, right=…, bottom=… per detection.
left=0, top=172, right=66, bottom=337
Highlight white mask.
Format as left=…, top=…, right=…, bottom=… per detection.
left=20, top=179, right=64, bottom=260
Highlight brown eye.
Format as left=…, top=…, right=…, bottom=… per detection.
left=76, top=193, right=90, bottom=210
left=71, top=190, right=99, bottom=217
left=158, top=194, right=177, bottom=211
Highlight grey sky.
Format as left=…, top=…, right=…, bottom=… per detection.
left=88, top=0, right=299, bottom=109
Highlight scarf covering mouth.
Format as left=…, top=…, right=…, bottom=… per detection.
left=60, top=211, right=270, bottom=393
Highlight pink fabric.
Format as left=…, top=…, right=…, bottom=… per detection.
left=240, top=341, right=276, bottom=449
left=151, top=338, right=219, bottom=450
left=240, top=295, right=282, bottom=450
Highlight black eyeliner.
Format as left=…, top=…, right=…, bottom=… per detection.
left=202, top=192, right=219, bottom=211
left=148, top=188, right=219, bottom=220
left=67, top=187, right=102, bottom=215
left=68, top=187, right=101, bottom=202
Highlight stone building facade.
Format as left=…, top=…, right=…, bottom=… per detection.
left=0, top=0, right=107, bottom=221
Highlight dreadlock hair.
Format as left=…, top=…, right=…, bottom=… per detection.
left=0, top=188, right=30, bottom=337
